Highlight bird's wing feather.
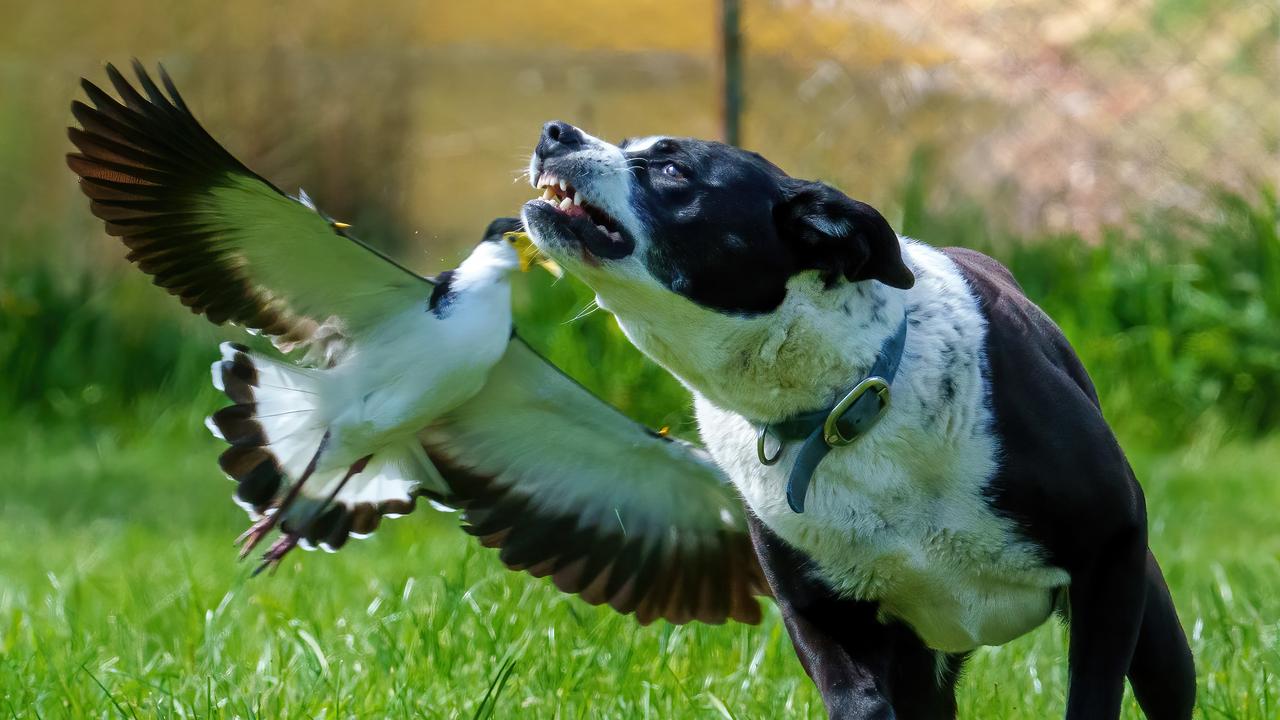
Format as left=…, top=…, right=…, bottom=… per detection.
left=66, top=61, right=429, bottom=355
left=420, top=337, right=768, bottom=626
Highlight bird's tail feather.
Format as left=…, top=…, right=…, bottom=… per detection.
left=208, top=342, right=325, bottom=514
left=208, top=342, right=445, bottom=552
left=282, top=443, right=446, bottom=550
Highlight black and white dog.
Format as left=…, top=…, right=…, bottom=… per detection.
left=521, top=122, right=1195, bottom=719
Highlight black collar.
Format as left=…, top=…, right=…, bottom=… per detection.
left=755, top=315, right=908, bottom=513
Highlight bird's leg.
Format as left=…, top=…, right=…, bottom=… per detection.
left=251, top=454, right=373, bottom=576
left=237, top=431, right=330, bottom=559
left=298, top=454, right=373, bottom=535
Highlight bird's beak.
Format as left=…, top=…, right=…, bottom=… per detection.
left=504, top=231, right=564, bottom=279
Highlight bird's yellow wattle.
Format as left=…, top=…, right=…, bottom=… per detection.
left=504, top=231, right=564, bottom=279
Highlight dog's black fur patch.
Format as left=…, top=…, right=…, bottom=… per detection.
left=945, top=247, right=1196, bottom=718
left=620, top=138, right=913, bottom=313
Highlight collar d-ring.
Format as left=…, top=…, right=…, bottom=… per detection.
left=756, top=425, right=782, bottom=465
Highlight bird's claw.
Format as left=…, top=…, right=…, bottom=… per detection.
left=236, top=514, right=279, bottom=559
left=251, top=533, right=300, bottom=577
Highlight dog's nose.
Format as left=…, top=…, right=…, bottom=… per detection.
left=537, top=120, right=584, bottom=158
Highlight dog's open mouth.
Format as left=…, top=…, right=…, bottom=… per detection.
left=529, top=171, right=633, bottom=260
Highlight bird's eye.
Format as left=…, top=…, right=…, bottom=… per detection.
left=662, top=163, right=686, bottom=180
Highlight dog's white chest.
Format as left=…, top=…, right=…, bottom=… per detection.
left=690, top=243, right=1070, bottom=653
left=700, top=400, right=1069, bottom=653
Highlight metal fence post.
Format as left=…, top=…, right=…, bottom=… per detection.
left=719, top=0, right=743, bottom=147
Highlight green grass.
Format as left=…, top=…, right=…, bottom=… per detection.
left=2, top=407, right=1278, bottom=718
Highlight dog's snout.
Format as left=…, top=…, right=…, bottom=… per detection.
left=543, top=121, right=582, bottom=146
left=538, top=120, right=584, bottom=158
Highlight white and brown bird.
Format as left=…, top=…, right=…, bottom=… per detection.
left=66, top=62, right=766, bottom=624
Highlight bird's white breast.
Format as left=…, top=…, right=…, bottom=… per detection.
left=323, top=282, right=513, bottom=451
left=695, top=244, right=1070, bottom=653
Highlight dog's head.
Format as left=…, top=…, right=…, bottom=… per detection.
left=521, top=121, right=914, bottom=316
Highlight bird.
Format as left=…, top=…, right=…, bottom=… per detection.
left=67, top=61, right=767, bottom=624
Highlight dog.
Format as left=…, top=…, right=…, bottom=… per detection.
left=520, top=121, right=1196, bottom=719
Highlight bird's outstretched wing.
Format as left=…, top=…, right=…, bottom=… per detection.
left=66, top=61, right=429, bottom=357
left=421, top=338, right=768, bottom=626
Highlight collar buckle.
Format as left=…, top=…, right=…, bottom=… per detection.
left=750, top=313, right=908, bottom=514
left=822, top=376, right=891, bottom=446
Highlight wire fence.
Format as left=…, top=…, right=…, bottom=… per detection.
left=5, top=0, right=1276, bottom=273
left=717, top=0, right=1277, bottom=237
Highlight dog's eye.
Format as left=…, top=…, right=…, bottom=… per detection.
left=662, top=162, right=686, bottom=181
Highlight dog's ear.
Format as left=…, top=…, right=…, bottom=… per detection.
left=774, top=182, right=915, bottom=289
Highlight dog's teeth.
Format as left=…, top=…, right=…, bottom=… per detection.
left=573, top=192, right=582, bottom=206
left=609, top=231, right=622, bottom=242
left=559, top=197, right=573, bottom=210
left=558, top=179, right=568, bottom=191
left=596, top=224, right=608, bottom=235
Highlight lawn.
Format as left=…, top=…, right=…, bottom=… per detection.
left=2, top=377, right=1278, bottom=718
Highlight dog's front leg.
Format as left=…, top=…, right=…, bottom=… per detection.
left=747, top=515, right=902, bottom=719
left=1064, top=521, right=1148, bottom=720
left=782, top=607, right=895, bottom=720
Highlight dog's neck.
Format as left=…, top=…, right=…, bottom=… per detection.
left=595, top=271, right=908, bottom=423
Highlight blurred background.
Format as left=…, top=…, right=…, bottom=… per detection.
left=1, top=1, right=1277, bottom=717
left=4, top=0, right=1278, bottom=440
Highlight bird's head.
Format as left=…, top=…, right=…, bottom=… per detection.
left=461, top=217, right=562, bottom=280
left=467, top=217, right=521, bottom=273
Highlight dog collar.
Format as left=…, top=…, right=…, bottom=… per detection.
left=754, top=314, right=908, bottom=513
